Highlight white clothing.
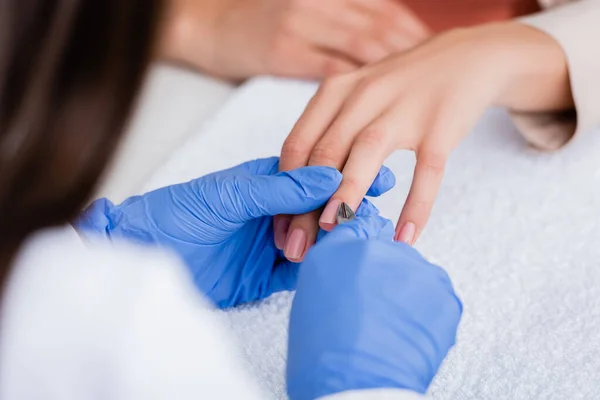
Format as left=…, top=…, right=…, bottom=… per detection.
left=0, top=227, right=422, bottom=400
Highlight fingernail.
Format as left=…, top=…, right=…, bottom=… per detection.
left=396, top=222, right=416, bottom=245
left=285, top=229, right=307, bottom=261
left=274, top=217, right=291, bottom=250
left=319, top=199, right=341, bottom=232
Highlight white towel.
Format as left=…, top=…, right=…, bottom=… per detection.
left=144, top=77, right=600, bottom=399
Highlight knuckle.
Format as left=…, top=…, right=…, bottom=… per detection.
left=372, top=28, right=391, bottom=45
left=410, top=199, right=432, bottom=215
left=356, top=126, right=387, bottom=148
left=396, top=135, right=418, bottom=152
left=309, top=145, right=341, bottom=167
left=418, top=151, right=447, bottom=176
left=281, top=137, right=311, bottom=162
left=345, top=36, right=372, bottom=60
left=355, top=77, right=385, bottom=101
left=271, top=33, right=289, bottom=56
left=320, top=74, right=351, bottom=92
left=320, top=58, right=349, bottom=77
left=341, top=175, right=364, bottom=193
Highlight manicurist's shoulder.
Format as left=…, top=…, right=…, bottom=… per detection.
left=0, top=225, right=204, bottom=399
left=3, top=225, right=193, bottom=318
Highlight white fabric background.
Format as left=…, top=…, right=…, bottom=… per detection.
left=144, top=77, right=600, bottom=399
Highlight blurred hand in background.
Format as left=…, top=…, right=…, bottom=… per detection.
left=160, top=0, right=430, bottom=80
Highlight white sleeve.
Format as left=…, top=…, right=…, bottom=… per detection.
left=114, top=249, right=267, bottom=400
left=0, top=228, right=266, bottom=400
left=318, top=389, right=426, bottom=400
left=512, top=0, right=600, bottom=150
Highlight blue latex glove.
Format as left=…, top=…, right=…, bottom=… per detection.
left=286, top=216, right=463, bottom=399
left=75, top=157, right=395, bottom=308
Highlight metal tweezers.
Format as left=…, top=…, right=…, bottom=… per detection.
left=336, top=202, right=355, bottom=225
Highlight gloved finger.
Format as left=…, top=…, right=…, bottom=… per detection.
left=355, top=198, right=380, bottom=217
left=328, top=215, right=395, bottom=242
left=230, top=166, right=343, bottom=222
left=269, top=261, right=300, bottom=294
left=365, top=165, right=396, bottom=197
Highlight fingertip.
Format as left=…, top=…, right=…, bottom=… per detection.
left=318, top=199, right=341, bottom=232
left=284, top=228, right=308, bottom=263
left=319, top=221, right=336, bottom=232
left=395, top=221, right=416, bottom=245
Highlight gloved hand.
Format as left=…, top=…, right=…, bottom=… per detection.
left=286, top=216, right=462, bottom=399
left=75, top=157, right=395, bottom=308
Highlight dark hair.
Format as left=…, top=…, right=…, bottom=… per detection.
left=0, top=1, right=163, bottom=287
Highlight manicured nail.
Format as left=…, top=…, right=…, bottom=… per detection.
left=274, top=217, right=291, bottom=250
left=319, top=199, right=341, bottom=232
left=396, top=222, right=416, bottom=245
left=285, top=229, right=307, bottom=261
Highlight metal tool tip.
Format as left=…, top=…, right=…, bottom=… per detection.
left=336, top=202, right=355, bottom=225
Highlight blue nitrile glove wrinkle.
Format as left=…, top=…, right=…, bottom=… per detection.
left=287, top=215, right=463, bottom=399
left=75, top=157, right=396, bottom=309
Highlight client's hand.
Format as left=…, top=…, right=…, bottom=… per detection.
left=287, top=215, right=462, bottom=399
left=277, top=22, right=571, bottom=256
left=75, top=157, right=395, bottom=308
left=161, top=0, right=430, bottom=80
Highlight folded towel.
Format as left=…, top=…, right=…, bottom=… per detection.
left=144, top=77, right=600, bottom=399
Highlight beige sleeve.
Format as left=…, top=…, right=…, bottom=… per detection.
left=512, top=0, right=600, bottom=150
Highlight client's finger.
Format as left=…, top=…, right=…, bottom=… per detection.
left=319, top=114, right=397, bottom=231
left=277, top=76, right=357, bottom=252
left=395, top=149, right=447, bottom=245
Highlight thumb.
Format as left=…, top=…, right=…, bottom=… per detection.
left=328, top=215, right=395, bottom=242
left=228, top=166, right=343, bottom=222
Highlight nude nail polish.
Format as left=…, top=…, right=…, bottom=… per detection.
left=396, top=222, right=416, bottom=245
left=285, top=229, right=307, bottom=261
left=319, top=199, right=341, bottom=231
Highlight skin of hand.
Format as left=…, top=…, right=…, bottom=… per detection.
left=276, top=21, right=573, bottom=261
left=159, top=0, right=430, bottom=80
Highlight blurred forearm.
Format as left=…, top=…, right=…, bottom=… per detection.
left=483, top=22, right=574, bottom=113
